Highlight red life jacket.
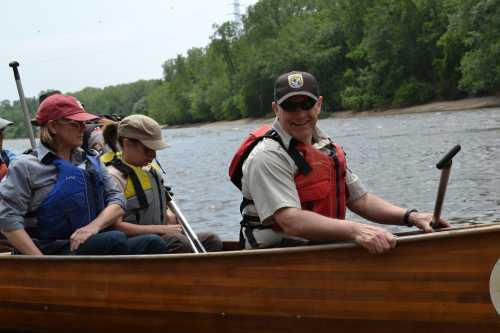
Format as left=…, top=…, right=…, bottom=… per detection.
left=294, top=141, right=347, bottom=219
left=0, top=163, right=7, bottom=181
left=229, top=125, right=347, bottom=220
left=0, top=150, right=10, bottom=181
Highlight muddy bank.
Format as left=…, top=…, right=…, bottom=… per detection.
left=331, top=95, right=500, bottom=119
left=166, top=95, right=500, bottom=129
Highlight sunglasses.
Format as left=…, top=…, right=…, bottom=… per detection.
left=280, top=98, right=316, bottom=112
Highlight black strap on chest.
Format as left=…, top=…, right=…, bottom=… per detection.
left=266, top=130, right=311, bottom=175
left=108, top=158, right=149, bottom=210
left=149, top=168, right=165, bottom=223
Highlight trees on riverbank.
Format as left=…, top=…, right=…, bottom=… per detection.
left=1, top=0, right=499, bottom=137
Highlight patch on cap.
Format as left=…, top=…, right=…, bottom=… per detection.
left=288, top=73, right=304, bottom=89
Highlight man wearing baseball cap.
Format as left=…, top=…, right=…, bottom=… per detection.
left=230, top=70, right=449, bottom=252
left=0, top=94, right=168, bottom=256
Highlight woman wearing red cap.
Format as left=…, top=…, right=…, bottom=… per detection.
left=0, top=94, right=169, bottom=255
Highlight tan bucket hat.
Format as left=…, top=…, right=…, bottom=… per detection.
left=118, top=115, right=168, bottom=150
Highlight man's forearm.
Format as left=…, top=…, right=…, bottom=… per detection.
left=274, top=207, right=357, bottom=241
left=348, top=192, right=406, bottom=225
left=89, top=204, right=124, bottom=231
left=3, top=229, right=43, bottom=256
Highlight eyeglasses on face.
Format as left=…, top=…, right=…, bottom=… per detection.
left=57, top=119, right=85, bottom=127
left=280, top=98, right=316, bottom=112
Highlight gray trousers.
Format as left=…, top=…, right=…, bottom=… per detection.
left=161, top=232, right=223, bottom=253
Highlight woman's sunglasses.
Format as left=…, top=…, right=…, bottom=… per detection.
left=280, top=98, right=316, bottom=112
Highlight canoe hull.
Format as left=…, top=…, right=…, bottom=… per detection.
left=1, top=224, right=500, bottom=333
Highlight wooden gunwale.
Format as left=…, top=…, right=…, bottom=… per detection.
left=0, top=222, right=498, bottom=261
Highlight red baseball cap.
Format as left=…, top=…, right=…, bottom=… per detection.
left=36, top=94, right=99, bottom=126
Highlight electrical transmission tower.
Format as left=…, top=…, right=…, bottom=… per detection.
left=232, top=0, right=242, bottom=24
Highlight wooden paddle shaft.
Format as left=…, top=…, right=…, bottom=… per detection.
left=432, top=164, right=451, bottom=228
left=431, top=145, right=461, bottom=229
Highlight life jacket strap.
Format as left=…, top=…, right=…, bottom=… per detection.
left=288, top=138, right=311, bottom=175
left=109, top=157, right=149, bottom=211
left=150, top=168, right=165, bottom=223
left=267, top=130, right=311, bottom=175
left=239, top=216, right=274, bottom=249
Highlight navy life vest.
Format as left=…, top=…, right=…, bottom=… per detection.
left=36, top=155, right=106, bottom=241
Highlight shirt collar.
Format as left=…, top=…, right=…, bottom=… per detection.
left=271, top=118, right=328, bottom=150
left=36, top=144, right=87, bottom=165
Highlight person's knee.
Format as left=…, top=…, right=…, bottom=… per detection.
left=143, top=234, right=170, bottom=254
left=99, top=230, right=129, bottom=254
left=79, top=230, right=129, bottom=255
left=161, top=234, right=192, bottom=253
left=200, top=232, right=223, bottom=252
left=127, top=234, right=171, bottom=254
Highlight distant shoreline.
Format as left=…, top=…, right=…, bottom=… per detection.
left=330, top=95, right=500, bottom=119
left=165, top=95, right=500, bottom=129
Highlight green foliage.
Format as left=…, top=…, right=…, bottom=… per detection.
left=392, top=79, right=435, bottom=107
left=460, top=42, right=500, bottom=94
left=4, top=0, right=499, bottom=138
left=341, top=86, right=380, bottom=111
left=0, top=97, right=38, bottom=139
left=72, top=80, right=162, bottom=117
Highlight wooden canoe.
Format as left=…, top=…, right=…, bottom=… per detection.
left=1, top=223, right=499, bottom=333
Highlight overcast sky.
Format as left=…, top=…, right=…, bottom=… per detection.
left=1, top=0, right=257, bottom=102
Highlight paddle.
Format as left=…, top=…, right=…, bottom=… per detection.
left=8, top=61, right=37, bottom=150
left=155, top=159, right=207, bottom=253
left=431, top=145, right=461, bottom=229
left=164, top=191, right=207, bottom=253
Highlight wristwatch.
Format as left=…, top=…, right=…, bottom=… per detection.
left=404, top=209, right=418, bottom=227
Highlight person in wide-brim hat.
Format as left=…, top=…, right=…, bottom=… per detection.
left=102, top=114, right=223, bottom=253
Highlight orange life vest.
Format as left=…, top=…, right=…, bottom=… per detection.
left=294, top=141, right=347, bottom=219
left=0, top=163, right=7, bottom=180
left=229, top=125, right=347, bottom=220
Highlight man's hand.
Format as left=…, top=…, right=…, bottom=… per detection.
left=351, top=223, right=397, bottom=254
left=158, top=224, right=183, bottom=237
left=409, top=212, right=450, bottom=232
left=165, top=209, right=179, bottom=225
left=70, top=224, right=100, bottom=252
